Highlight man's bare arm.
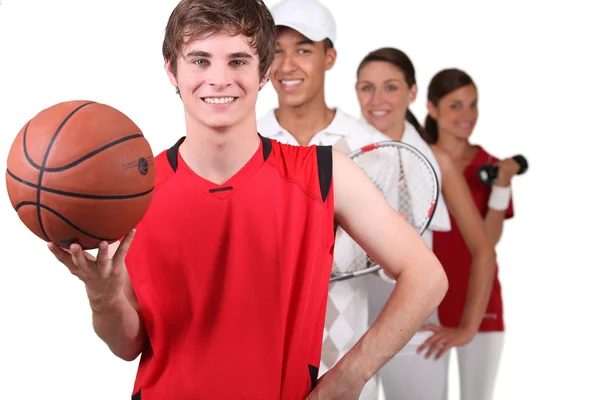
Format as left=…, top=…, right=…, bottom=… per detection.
left=307, top=150, right=448, bottom=397
left=48, top=232, right=147, bottom=361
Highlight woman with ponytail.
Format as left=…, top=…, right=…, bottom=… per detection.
left=423, top=68, right=520, bottom=400
left=355, top=49, right=497, bottom=400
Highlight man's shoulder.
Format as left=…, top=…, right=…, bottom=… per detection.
left=151, top=149, right=177, bottom=189
left=265, top=139, right=334, bottom=202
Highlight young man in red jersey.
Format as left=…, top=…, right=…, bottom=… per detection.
left=47, top=0, right=448, bottom=399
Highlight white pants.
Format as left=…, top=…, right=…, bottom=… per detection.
left=377, top=331, right=504, bottom=400
left=366, top=274, right=504, bottom=400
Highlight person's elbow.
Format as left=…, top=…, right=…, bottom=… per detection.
left=424, top=257, right=449, bottom=306
left=109, top=343, right=144, bottom=362
left=435, top=262, right=449, bottom=304
left=118, top=350, right=142, bottom=362
left=395, top=252, right=448, bottom=308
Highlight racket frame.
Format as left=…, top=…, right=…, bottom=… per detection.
left=330, top=140, right=440, bottom=282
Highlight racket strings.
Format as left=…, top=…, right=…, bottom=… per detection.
left=332, top=143, right=438, bottom=277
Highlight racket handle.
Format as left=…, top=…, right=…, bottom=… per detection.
left=478, top=155, right=528, bottom=185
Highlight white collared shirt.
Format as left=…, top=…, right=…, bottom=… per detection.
left=258, top=108, right=384, bottom=400
left=258, top=108, right=389, bottom=150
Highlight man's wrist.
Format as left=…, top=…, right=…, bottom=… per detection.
left=87, top=289, right=124, bottom=314
left=334, top=342, right=374, bottom=386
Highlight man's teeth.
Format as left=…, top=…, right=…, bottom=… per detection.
left=203, top=97, right=235, bottom=104
left=281, top=80, right=302, bottom=86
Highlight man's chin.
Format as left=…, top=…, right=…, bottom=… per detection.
left=276, top=92, right=307, bottom=108
left=204, top=120, right=235, bottom=131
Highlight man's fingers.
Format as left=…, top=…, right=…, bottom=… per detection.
left=69, top=243, right=90, bottom=271
left=83, top=251, right=97, bottom=262
left=96, top=241, right=110, bottom=275
left=48, top=242, right=79, bottom=274
left=112, top=230, right=136, bottom=268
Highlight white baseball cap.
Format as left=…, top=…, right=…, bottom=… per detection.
left=270, top=0, right=337, bottom=45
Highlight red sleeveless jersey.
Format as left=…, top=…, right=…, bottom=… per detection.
left=125, top=135, right=335, bottom=399
left=433, top=146, right=514, bottom=332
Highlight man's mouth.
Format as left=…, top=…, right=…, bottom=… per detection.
left=202, top=97, right=237, bottom=104
left=280, top=79, right=303, bottom=90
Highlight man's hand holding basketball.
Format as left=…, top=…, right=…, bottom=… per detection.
left=47, top=230, right=135, bottom=310
left=47, top=229, right=145, bottom=361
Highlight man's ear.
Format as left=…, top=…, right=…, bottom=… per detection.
left=165, top=58, right=179, bottom=91
left=325, top=47, right=337, bottom=71
left=259, top=66, right=272, bottom=91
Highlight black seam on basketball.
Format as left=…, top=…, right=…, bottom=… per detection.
left=22, top=103, right=99, bottom=170
left=7, top=169, right=153, bottom=200
left=34, top=101, right=96, bottom=241
left=15, top=201, right=119, bottom=242
left=22, top=122, right=37, bottom=169
left=27, top=134, right=145, bottom=172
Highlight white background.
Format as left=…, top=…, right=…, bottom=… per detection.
left=0, top=0, right=597, bottom=399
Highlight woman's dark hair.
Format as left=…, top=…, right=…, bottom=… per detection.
left=356, top=47, right=422, bottom=134
left=424, top=68, right=476, bottom=144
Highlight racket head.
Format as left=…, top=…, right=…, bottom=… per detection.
left=330, top=140, right=440, bottom=282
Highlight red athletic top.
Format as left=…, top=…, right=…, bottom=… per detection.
left=433, top=146, right=514, bottom=332
left=125, top=135, right=335, bottom=400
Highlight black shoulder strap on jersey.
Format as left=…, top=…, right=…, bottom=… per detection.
left=167, top=134, right=271, bottom=172
left=259, top=133, right=272, bottom=160
left=316, top=145, right=333, bottom=202
left=166, top=136, right=186, bottom=171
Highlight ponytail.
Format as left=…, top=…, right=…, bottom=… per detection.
left=405, top=109, right=423, bottom=134
left=423, top=115, right=438, bottom=144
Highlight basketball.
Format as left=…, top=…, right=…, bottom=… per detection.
left=5, top=100, right=156, bottom=250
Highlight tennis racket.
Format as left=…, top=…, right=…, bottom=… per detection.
left=330, top=141, right=440, bottom=282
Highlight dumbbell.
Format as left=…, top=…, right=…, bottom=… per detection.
left=478, top=155, right=528, bottom=185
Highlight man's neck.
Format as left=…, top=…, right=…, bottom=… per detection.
left=274, top=93, right=335, bottom=146
left=179, top=111, right=260, bottom=185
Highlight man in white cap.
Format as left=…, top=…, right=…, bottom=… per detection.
left=258, top=1, right=419, bottom=398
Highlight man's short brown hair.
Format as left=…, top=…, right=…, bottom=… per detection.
left=162, top=0, right=276, bottom=80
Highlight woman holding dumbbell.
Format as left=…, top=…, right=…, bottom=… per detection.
left=420, top=67, right=524, bottom=400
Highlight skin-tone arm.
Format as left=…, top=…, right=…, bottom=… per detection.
left=483, top=158, right=520, bottom=245
left=416, top=146, right=497, bottom=360
left=47, top=231, right=147, bottom=361
left=306, top=149, right=449, bottom=399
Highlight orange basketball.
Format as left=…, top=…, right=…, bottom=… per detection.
left=5, top=100, right=156, bottom=249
